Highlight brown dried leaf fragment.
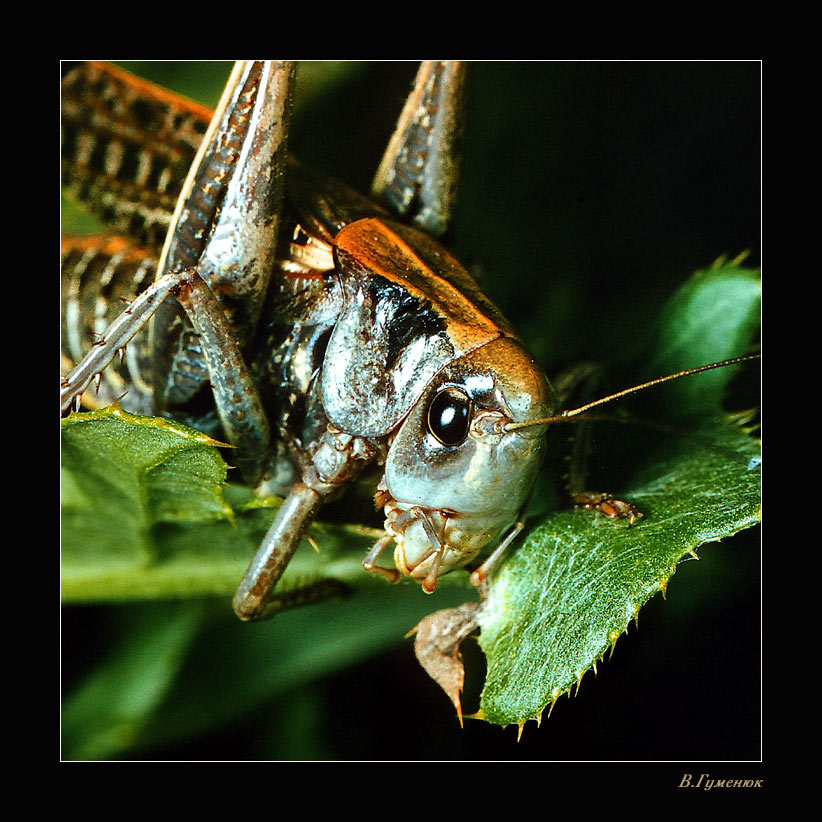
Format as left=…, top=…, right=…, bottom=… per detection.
left=409, top=601, right=480, bottom=726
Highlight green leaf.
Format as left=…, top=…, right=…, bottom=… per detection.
left=642, top=258, right=761, bottom=416
left=61, top=406, right=240, bottom=600
left=60, top=405, right=394, bottom=603
left=475, top=262, right=760, bottom=728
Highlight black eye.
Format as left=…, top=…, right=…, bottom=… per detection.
left=427, top=388, right=472, bottom=446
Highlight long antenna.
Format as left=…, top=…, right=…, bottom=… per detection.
left=505, top=353, right=760, bottom=432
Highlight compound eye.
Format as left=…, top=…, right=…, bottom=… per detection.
left=427, top=388, right=472, bottom=446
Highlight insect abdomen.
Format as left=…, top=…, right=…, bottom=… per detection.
left=61, top=235, right=158, bottom=413
left=60, top=62, right=210, bottom=254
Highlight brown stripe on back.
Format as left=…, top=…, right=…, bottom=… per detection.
left=334, top=217, right=515, bottom=354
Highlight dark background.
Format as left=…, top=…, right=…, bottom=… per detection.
left=62, top=61, right=761, bottom=765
